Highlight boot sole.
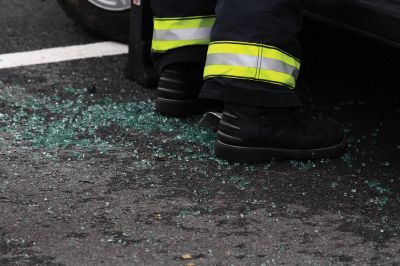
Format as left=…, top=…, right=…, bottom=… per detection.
left=215, top=140, right=347, bottom=164
left=156, top=97, right=203, bottom=118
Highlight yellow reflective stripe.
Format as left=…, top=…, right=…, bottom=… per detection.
left=203, top=65, right=296, bottom=88
left=207, top=41, right=300, bottom=69
left=259, top=69, right=296, bottom=88
left=152, top=16, right=215, bottom=52
left=204, top=41, right=300, bottom=88
left=204, top=65, right=257, bottom=79
left=154, top=16, right=216, bottom=30
left=152, top=39, right=210, bottom=53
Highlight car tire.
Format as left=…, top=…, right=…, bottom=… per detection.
left=57, top=0, right=130, bottom=43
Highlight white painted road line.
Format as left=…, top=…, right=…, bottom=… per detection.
left=0, top=42, right=129, bottom=70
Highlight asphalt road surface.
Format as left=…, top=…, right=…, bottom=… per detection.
left=1, top=1, right=400, bottom=265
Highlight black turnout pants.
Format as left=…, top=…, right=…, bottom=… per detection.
left=150, top=0, right=303, bottom=107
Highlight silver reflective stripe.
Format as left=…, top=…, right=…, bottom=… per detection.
left=153, top=27, right=212, bottom=41
left=206, top=53, right=299, bottom=78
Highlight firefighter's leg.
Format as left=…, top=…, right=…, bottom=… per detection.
left=149, top=0, right=219, bottom=117
left=201, top=0, right=303, bottom=107
left=199, top=0, right=346, bottom=162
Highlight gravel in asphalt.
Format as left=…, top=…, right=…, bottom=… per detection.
left=0, top=0, right=399, bottom=265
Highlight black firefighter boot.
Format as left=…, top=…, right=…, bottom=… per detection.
left=216, top=102, right=346, bottom=163
left=156, top=63, right=221, bottom=117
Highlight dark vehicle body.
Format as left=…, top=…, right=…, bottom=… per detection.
left=304, top=0, right=400, bottom=49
